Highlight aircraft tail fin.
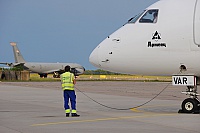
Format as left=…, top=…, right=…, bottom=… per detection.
left=10, top=42, right=26, bottom=63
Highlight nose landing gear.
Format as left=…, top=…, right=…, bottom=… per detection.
left=181, top=98, right=200, bottom=113
left=179, top=86, right=200, bottom=113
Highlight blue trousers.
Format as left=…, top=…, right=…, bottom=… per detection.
left=63, top=90, right=76, bottom=111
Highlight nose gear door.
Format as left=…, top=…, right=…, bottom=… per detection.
left=194, top=0, right=200, bottom=45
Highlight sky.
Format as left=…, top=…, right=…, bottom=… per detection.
left=0, top=0, right=158, bottom=70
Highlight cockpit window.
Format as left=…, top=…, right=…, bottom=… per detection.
left=128, top=10, right=146, bottom=23
left=139, top=9, right=158, bottom=23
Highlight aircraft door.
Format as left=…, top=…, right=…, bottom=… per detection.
left=194, top=0, right=200, bottom=45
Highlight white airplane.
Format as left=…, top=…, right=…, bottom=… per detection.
left=89, top=0, right=200, bottom=113
left=1, top=42, right=85, bottom=78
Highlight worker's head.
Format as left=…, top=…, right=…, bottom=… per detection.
left=65, top=65, right=71, bottom=72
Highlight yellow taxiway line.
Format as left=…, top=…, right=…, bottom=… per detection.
left=31, top=113, right=176, bottom=127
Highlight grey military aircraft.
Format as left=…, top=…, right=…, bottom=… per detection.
left=1, top=42, right=85, bottom=78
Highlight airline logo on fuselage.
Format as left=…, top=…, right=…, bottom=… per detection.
left=148, top=31, right=167, bottom=48
left=152, top=31, right=161, bottom=41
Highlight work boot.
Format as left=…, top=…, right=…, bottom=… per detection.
left=66, top=113, right=70, bottom=117
left=71, top=113, right=80, bottom=117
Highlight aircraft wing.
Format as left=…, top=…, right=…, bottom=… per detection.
left=0, top=62, right=13, bottom=66
left=0, top=62, right=25, bottom=67
left=42, top=69, right=63, bottom=74
left=42, top=67, right=85, bottom=76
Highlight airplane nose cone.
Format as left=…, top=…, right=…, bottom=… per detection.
left=89, top=48, right=99, bottom=67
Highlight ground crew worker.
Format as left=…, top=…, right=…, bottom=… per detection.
left=61, top=65, right=80, bottom=117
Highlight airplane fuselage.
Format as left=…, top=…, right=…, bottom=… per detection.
left=90, top=0, right=200, bottom=76
left=24, top=62, right=84, bottom=75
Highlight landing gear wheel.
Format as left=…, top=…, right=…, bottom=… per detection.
left=181, top=98, right=198, bottom=113
left=39, top=74, right=48, bottom=78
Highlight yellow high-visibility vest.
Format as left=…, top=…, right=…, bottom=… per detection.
left=61, top=72, right=74, bottom=90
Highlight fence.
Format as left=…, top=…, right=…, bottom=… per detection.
left=0, top=70, right=30, bottom=81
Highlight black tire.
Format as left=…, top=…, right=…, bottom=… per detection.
left=39, top=74, right=43, bottom=78
left=39, top=74, right=48, bottom=78
left=53, top=72, right=60, bottom=78
left=44, top=74, right=47, bottom=78
left=181, top=98, right=198, bottom=113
